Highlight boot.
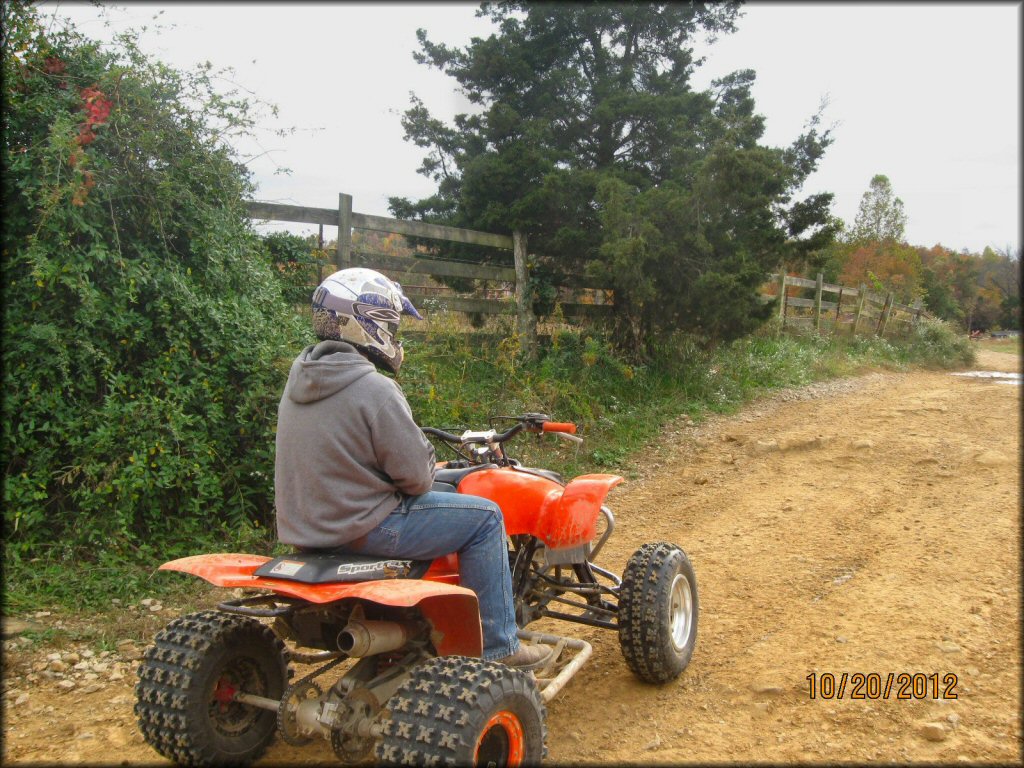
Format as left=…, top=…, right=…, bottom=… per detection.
left=497, top=642, right=553, bottom=670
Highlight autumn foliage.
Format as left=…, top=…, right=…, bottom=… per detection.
left=820, top=175, right=1019, bottom=331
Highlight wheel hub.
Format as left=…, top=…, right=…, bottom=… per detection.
left=669, top=572, right=693, bottom=651
left=475, top=710, right=526, bottom=766
left=332, top=688, right=380, bottom=761
left=213, top=677, right=237, bottom=706
left=278, top=680, right=323, bottom=746
left=207, top=658, right=267, bottom=736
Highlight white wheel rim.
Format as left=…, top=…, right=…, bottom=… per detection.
left=669, top=573, right=693, bottom=651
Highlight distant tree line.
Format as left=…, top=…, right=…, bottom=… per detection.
left=812, top=175, right=1020, bottom=332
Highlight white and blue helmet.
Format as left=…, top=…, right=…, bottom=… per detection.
left=311, top=268, right=422, bottom=374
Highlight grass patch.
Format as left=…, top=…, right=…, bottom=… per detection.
left=974, top=337, right=1022, bottom=356
left=3, top=316, right=973, bottom=617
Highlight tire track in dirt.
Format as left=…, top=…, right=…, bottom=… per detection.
left=2, top=353, right=1020, bottom=765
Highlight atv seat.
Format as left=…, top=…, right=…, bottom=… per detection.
left=433, top=463, right=494, bottom=491
left=254, top=552, right=433, bottom=584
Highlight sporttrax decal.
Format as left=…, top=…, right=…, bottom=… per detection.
left=337, top=560, right=412, bottom=577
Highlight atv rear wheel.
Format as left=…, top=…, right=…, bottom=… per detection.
left=618, top=542, right=698, bottom=684
left=375, top=656, right=546, bottom=766
left=135, top=609, right=289, bottom=766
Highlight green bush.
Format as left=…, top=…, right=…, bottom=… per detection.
left=901, top=318, right=976, bottom=368
left=2, top=6, right=304, bottom=560
left=262, top=231, right=324, bottom=305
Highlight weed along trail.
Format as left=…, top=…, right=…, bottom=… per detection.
left=2, top=352, right=1020, bottom=765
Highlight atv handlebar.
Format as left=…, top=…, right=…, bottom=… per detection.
left=542, top=422, right=577, bottom=435
left=421, top=426, right=470, bottom=444
left=422, top=415, right=579, bottom=447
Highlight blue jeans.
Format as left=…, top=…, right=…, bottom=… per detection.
left=340, top=491, right=520, bottom=661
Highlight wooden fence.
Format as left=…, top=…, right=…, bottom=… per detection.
left=247, top=194, right=929, bottom=350
left=246, top=194, right=614, bottom=355
left=759, top=272, right=927, bottom=336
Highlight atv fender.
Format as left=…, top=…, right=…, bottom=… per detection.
left=458, top=470, right=623, bottom=549
left=539, top=474, right=624, bottom=548
left=159, top=554, right=482, bottom=657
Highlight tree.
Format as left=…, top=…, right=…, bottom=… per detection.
left=976, top=246, right=1021, bottom=330
left=834, top=174, right=923, bottom=301
left=915, top=245, right=1021, bottom=331
left=850, top=174, right=907, bottom=244
left=838, top=241, right=923, bottom=304
left=391, top=2, right=837, bottom=355
left=918, top=245, right=968, bottom=323
left=2, top=5, right=303, bottom=557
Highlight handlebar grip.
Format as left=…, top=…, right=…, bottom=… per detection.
left=542, top=422, right=577, bottom=435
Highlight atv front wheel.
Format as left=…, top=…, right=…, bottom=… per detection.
left=618, top=542, right=698, bottom=684
left=135, top=609, right=289, bottom=766
left=376, top=656, right=546, bottom=766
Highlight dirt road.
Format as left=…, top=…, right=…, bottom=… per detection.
left=3, top=351, right=1020, bottom=764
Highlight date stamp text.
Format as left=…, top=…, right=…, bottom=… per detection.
left=806, top=672, right=958, bottom=700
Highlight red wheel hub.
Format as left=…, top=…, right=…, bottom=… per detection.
left=213, top=676, right=237, bottom=706
left=474, top=710, right=525, bottom=765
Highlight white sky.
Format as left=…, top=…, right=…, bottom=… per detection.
left=41, top=1, right=1022, bottom=254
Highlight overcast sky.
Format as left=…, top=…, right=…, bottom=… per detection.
left=42, top=1, right=1022, bottom=254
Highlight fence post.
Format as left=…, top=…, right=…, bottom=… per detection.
left=317, top=224, right=325, bottom=284
left=912, top=298, right=923, bottom=325
left=512, top=230, right=537, bottom=359
left=337, top=193, right=353, bottom=269
left=778, top=270, right=788, bottom=326
left=876, top=293, right=894, bottom=336
left=852, top=283, right=867, bottom=335
left=813, top=272, right=824, bottom=332
left=834, top=286, right=844, bottom=332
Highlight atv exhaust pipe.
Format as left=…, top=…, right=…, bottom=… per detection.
left=337, top=619, right=412, bottom=657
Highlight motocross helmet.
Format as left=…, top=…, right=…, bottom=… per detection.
left=311, top=267, right=422, bottom=374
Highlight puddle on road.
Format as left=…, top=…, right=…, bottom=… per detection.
left=952, top=371, right=1021, bottom=385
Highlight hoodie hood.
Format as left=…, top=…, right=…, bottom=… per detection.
left=285, top=340, right=377, bottom=404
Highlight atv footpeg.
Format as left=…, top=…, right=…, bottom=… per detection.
left=516, top=629, right=593, bottom=702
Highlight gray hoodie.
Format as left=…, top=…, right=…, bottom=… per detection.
left=274, top=340, right=436, bottom=550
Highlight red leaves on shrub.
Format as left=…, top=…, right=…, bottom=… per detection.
left=68, top=86, right=114, bottom=204
left=77, top=86, right=112, bottom=146
left=71, top=171, right=95, bottom=206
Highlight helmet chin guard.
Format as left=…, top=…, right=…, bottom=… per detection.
left=311, top=268, right=422, bottom=374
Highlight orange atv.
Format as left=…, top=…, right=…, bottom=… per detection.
left=135, top=413, right=698, bottom=765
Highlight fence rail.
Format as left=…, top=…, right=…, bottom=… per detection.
left=760, top=272, right=927, bottom=336
left=247, top=195, right=929, bottom=352
left=246, top=195, right=619, bottom=356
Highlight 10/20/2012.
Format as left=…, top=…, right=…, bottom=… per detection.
left=806, top=672, right=959, bottom=700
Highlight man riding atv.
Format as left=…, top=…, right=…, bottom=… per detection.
left=135, top=267, right=696, bottom=766
left=274, top=267, right=551, bottom=670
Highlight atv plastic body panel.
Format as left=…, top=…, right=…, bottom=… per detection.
left=160, top=553, right=479, bottom=657
left=457, top=470, right=624, bottom=549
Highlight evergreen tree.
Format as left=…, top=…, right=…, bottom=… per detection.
left=391, top=2, right=837, bottom=354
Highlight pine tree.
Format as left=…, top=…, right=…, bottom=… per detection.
left=392, top=2, right=837, bottom=354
